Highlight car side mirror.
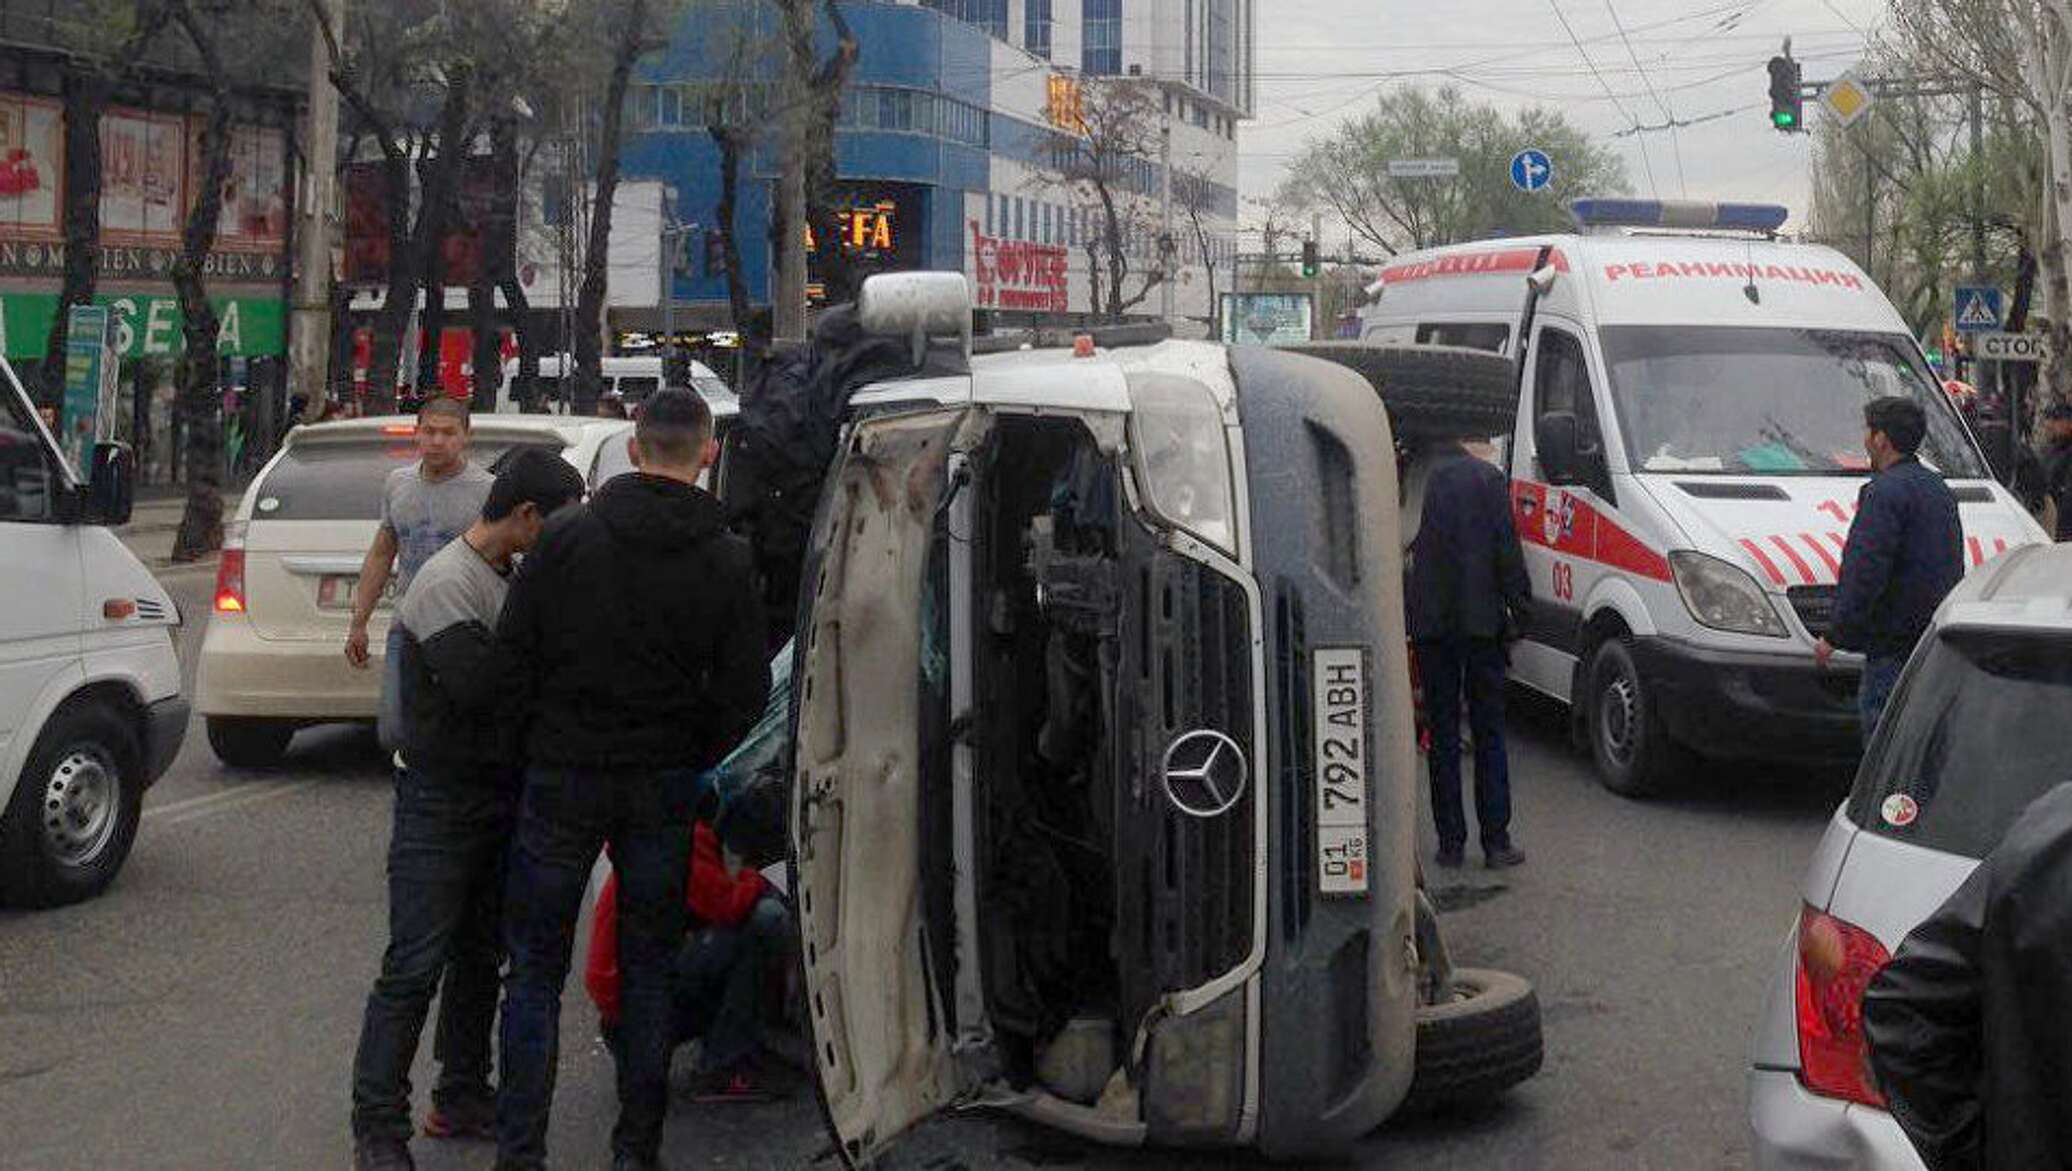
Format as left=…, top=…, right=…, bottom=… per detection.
left=85, top=441, right=134, bottom=526
left=1535, top=412, right=1581, bottom=484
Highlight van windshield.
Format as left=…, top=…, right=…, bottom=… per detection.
left=1599, top=326, right=1986, bottom=478
left=1847, top=629, right=2072, bottom=859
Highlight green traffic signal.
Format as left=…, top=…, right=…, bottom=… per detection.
left=1772, top=109, right=1797, bottom=130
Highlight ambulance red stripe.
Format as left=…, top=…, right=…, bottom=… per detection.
left=1994, top=537, right=2009, bottom=556
left=1740, top=539, right=1787, bottom=586
left=1967, top=536, right=1985, bottom=566
left=1799, top=533, right=1840, bottom=579
left=1768, top=535, right=1816, bottom=585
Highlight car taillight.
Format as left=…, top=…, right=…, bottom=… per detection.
left=1794, top=904, right=1891, bottom=1107
left=214, top=524, right=247, bottom=613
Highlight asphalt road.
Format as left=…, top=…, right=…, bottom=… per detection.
left=0, top=568, right=1849, bottom=1171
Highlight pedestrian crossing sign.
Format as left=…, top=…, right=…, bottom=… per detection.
left=1954, top=285, right=2003, bottom=333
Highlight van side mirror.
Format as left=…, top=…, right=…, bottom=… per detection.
left=85, top=441, right=134, bottom=526
left=1535, top=412, right=1581, bottom=483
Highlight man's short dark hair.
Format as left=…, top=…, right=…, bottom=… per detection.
left=419, top=396, right=471, bottom=429
left=634, top=388, right=714, bottom=466
left=1865, top=396, right=1928, bottom=455
left=483, top=448, right=585, bottom=521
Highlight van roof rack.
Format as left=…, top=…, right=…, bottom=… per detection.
left=1570, top=198, right=1789, bottom=237
left=972, top=320, right=1174, bottom=356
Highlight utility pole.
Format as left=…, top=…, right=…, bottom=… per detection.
left=774, top=90, right=808, bottom=342
left=1310, top=211, right=1323, bottom=340
left=289, top=0, right=344, bottom=422
left=1159, top=102, right=1174, bottom=322
left=658, top=210, right=677, bottom=383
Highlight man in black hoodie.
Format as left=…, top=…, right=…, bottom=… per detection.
left=493, top=389, right=769, bottom=1171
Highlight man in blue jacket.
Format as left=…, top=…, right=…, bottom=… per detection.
left=1408, top=441, right=1532, bottom=870
left=1816, top=396, right=1964, bottom=744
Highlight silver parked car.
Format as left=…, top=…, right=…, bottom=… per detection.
left=1748, top=540, right=2072, bottom=1168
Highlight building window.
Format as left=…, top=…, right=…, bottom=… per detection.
left=1026, top=0, right=1052, bottom=58
left=1082, top=0, right=1121, bottom=75
left=923, top=0, right=1008, bottom=39
left=659, top=86, right=682, bottom=127
left=1014, top=196, right=1025, bottom=240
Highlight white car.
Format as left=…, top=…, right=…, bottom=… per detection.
left=195, top=414, right=651, bottom=767
left=1, top=366, right=185, bottom=907
left=492, top=354, right=737, bottom=414
left=1748, top=541, right=2072, bottom=1168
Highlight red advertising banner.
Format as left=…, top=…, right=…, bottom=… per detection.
left=969, top=219, right=1068, bottom=314
left=344, top=154, right=515, bottom=288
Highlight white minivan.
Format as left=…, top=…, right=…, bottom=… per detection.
left=0, top=366, right=185, bottom=907
left=1359, top=199, right=2045, bottom=795
left=492, top=354, right=735, bottom=414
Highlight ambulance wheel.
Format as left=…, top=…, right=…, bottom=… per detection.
left=1400, top=968, right=1543, bottom=1115
left=1279, top=343, right=1517, bottom=441
left=1586, top=638, right=1691, bottom=798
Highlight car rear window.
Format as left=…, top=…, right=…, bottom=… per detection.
left=1848, top=628, right=2072, bottom=858
left=253, top=438, right=562, bottom=521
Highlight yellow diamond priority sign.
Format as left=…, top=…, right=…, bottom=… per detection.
left=1824, top=74, right=1875, bottom=128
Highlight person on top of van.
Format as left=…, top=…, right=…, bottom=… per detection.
left=1407, top=438, right=1532, bottom=870
left=1815, top=396, right=1964, bottom=742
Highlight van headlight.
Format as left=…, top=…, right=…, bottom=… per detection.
left=1669, top=550, right=1787, bottom=637
left=1128, top=373, right=1237, bottom=556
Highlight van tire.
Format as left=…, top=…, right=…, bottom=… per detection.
left=206, top=717, right=294, bottom=769
left=0, top=702, right=144, bottom=908
left=1401, top=967, right=1543, bottom=1114
left=1280, top=343, right=1517, bottom=441
left=1585, top=638, right=1692, bottom=797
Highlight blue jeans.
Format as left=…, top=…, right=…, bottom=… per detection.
left=1418, top=636, right=1513, bottom=855
left=496, top=767, right=696, bottom=1168
left=377, top=625, right=408, bottom=753
left=1859, top=655, right=1905, bottom=749
left=674, top=896, right=790, bottom=1071
left=349, top=767, right=513, bottom=1140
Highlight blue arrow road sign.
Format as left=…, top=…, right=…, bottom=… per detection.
left=1511, top=148, right=1553, bottom=193
left=1954, top=285, right=2004, bottom=333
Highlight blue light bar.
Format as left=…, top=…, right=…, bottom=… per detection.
left=1570, top=199, right=1790, bottom=232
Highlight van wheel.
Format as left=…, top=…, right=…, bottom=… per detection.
left=0, top=703, right=144, bottom=908
left=1279, top=343, right=1518, bottom=441
left=206, top=717, right=294, bottom=768
left=1586, top=638, right=1692, bottom=797
left=1400, top=968, right=1543, bottom=1115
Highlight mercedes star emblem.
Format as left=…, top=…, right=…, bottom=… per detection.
left=1161, top=730, right=1249, bottom=819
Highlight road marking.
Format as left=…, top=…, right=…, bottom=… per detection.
left=144, top=781, right=313, bottom=826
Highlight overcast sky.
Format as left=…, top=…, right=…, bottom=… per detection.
left=1239, top=0, right=1889, bottom=244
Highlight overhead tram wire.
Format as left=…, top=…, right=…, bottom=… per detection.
left=1606, top=0, right=1687, bottom=196
left=1548, top=0, right=1657, bottom=197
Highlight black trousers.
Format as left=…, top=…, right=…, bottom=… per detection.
left=349, top=766, right=513, bottom=1141
left=1418, top=636, right=1514, bottom=854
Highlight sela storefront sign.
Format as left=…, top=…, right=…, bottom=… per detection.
left=968, top=220, right=1069, bottom=314
left=0, top=291, right=284, bottom=359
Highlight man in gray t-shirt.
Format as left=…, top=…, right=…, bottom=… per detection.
left=349, top=450, right=586, bottom=1165
left=342, top=398, right=491, bottom=752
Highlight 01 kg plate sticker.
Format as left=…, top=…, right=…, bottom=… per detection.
left=1313, top=646, right=1371, bottom=897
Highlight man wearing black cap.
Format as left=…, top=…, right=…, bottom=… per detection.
left=494, top=389, right=768, bottom=1171
left=2040, top=401, right=2072, bottom=540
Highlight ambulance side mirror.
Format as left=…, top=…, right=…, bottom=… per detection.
left=1535, top=412, right=1582, bottom=483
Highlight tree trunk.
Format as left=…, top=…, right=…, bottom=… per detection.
left=2041, top=99, right=2072, bottom=403
left=417, top=224, right=449, bottom=398
left=711, top=122, right=754, bottom=330
left=793, top=0, right=859, bottom=305
left=40, top=70, right=110, bottom=408
left=468, top=276, right=500, bottom=408
left=170, top=39, right=234, bottom=562
left=488, top=119, right=538, bottom=410
left=573, top=0, right=647, bottom=416
left=367, top=149, right=417, bottom=409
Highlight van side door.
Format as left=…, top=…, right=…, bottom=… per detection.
left=0, top=386, right=86, bottom=769
left=1509, top=320, right=1612, bottom=696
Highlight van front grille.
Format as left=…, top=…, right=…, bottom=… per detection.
left=1788, top=585, right=1835, bottom=640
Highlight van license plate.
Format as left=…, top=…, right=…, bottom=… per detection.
left=1312, top=647, right=1370, bottom=897
left=318, top=575, right=389, bottom=610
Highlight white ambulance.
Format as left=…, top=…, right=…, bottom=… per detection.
left=1360, top=199, right=2044, bottom=795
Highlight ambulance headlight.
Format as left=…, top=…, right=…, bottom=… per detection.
left=1128, top=373, right=1237, bottom=556
left=1669, top=551, right=1787, bottom=638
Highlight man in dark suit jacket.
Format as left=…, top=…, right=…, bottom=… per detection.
left=1408, top=441, right=1532, bottom=869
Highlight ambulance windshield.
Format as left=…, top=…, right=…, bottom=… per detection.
left=1601, top=326, right=1986, bottom=478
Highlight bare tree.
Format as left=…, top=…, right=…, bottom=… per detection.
left=568, top=0, right=661, bottom=416
left=1176, top=162, right=1226, bottom=336
left=1042, top=78, right=1166, bottom=320
left=168, top=0, right=238, bottom=561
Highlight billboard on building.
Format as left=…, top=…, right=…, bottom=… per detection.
left=0, top=95, right=61, bottom=240
left=968, top=218, right=1069, bottom=315
left=101, top=108, right=188, bottom=242
left=1221, top=292, right=1314, bottom=346
left=204, top=124, right=289, bottom=250
left=806, top=181, right=930, bottom=303
left=345, top=155, right=516, bottom=288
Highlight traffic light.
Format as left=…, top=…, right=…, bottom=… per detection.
left=1768, top=55, right=1803, bottom=132
left=1301, top=239, right=1319, bottom=278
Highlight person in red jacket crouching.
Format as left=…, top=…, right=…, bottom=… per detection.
left=585, top=821, right=791, bottom=1102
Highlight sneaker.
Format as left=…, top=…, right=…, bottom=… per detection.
left=352, top=1137, right=417, bottom=1171
left=1485, top=845, right=1527, bottom=870
left=1433, top=846, right=1465, bottom=869
left=422, top=1094, right=496, bottom=1140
